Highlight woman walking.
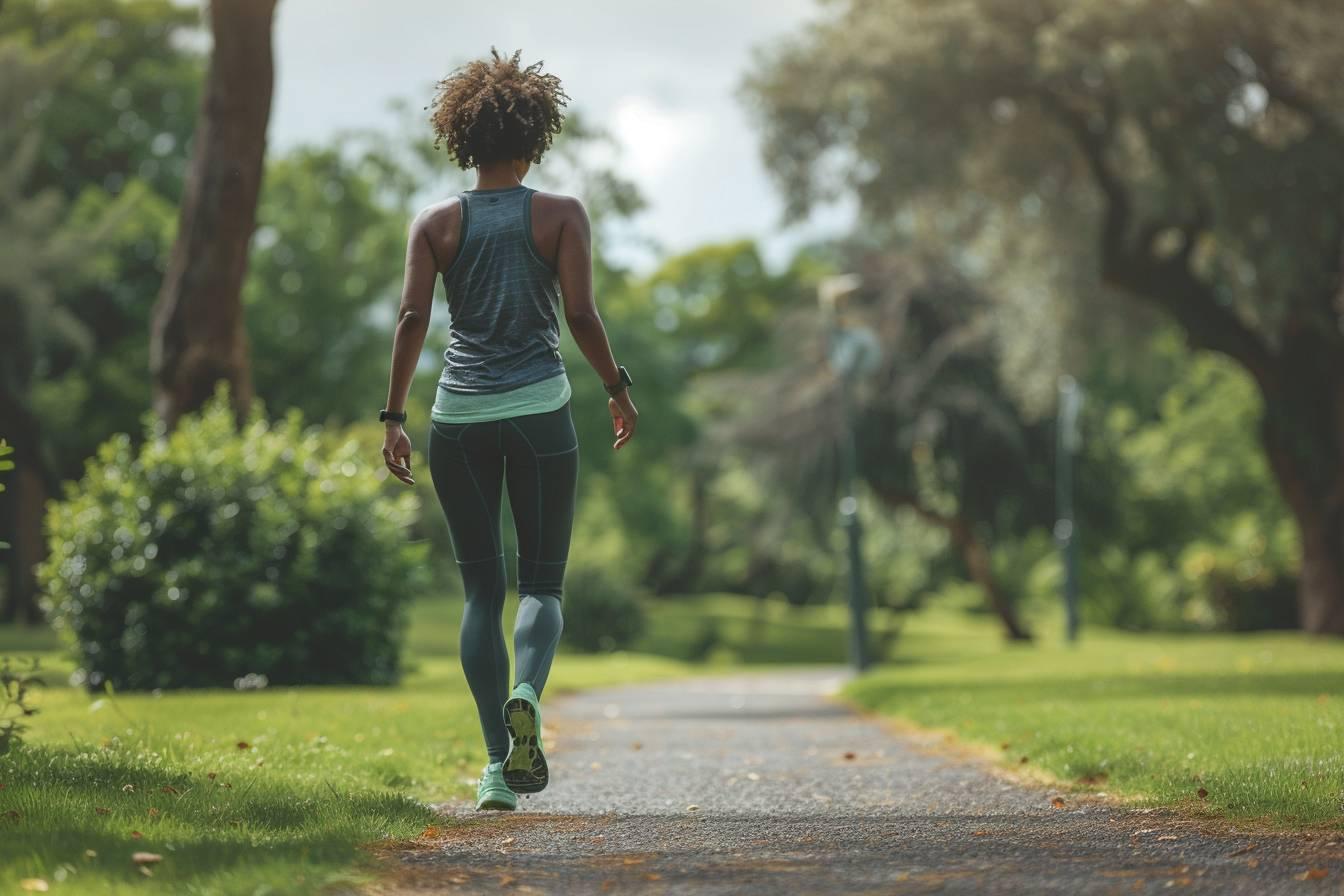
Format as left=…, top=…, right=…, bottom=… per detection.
left=379, top=50, right=638, bottom=810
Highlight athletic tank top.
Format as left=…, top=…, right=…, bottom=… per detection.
left=437, top=185, right=566, bottom=395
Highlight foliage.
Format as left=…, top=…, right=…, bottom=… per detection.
left=1076, top=331, right=1298, bottom=630
left=0, top=656, right=42, bottom=755
left=1, top=0, right=203, bottom=202
left=244, top=146, right=411, bottom=424
left=560, top=561, right=648, bottom=653
left=37, top=386, right=426, bottom=690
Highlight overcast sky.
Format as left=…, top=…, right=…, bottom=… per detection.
left=264, top=0, right=853, bottom=272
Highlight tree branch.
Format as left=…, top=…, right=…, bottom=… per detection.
left=1034, top=87, right=1277, bottom=387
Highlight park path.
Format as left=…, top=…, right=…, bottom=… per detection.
left=373, top=670, right=1344, bottom=895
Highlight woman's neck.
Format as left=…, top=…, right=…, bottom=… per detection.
left=474, top=162, right=522, bottom=191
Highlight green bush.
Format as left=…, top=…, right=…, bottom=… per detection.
left=38, top=387, right=426, bottom=691
left=560, top=562, right=647, bottom=653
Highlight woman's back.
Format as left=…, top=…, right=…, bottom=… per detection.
left=439, top=185, right=565, bottom=395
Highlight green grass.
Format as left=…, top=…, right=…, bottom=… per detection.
left=632, top=592, right=905, bottom=664
left=846, top=609, right=1344, bottom=828
left=0, top=598, right=688, bottom=895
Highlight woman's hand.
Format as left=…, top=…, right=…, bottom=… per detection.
left=382, top=424, right=415, bottom=485
left=609, top=392, right=639, bottom=451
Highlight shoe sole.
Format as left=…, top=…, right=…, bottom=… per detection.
left=502, top=696, right=549, bottom=793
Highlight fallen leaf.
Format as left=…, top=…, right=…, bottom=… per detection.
left=1156, top=835, right=1179, bottom=841
left=843, top=751, right=856, bottom=760
left=130, top=831, right=143, bottom=839
left=95, top=807, right=111, bottom=816
left=972, top=830, right=990, bottom=836
left=631, top=742, right=643, bottom=751
left=1050, top=797, right=1066, bottom=809
left=1197, top=788, right=1208, bottom=800
left=19, top=880, right=48, bottom=892
left=207, top=772, right=217, bottom=780
left=236, top=742, right=251, bottom=750
left=1000, top=742, right=1011, bottom=750
left=420, top=825, right=441, bottom=838
left=1295, top=869, right=1328, bottom=881
left=622, top=857, right=646, bottom=866
left=686, top=804, right=700, bottom=812
left=1247, top=859, right=1260, bottom=869
left=1167, top=877, right=1192, bottom=887
left=160, top=785, right=178, bottom=795
left=644, top=873, right=663, bottom=881
left=1019, top=756, right=1029, bottom=764
left=132, top=852, right=162, bottom=864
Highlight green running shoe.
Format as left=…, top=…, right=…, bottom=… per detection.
left=502, top=682, right=549, bottom=793
left=475, top=761, right=517, bottom=811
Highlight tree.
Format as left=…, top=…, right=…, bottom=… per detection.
left=151, top=0, right=278, bottom=429
left=0, top=41, right=92, bottom=622
left=715, top=251, right=1051, bottom=639
left=745, top=0, right=1344, bottom=633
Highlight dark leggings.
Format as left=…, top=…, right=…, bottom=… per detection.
left=427, top=402, right=578, bottom=762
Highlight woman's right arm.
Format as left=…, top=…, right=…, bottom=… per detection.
left=555, top=197, right=638, bottom=451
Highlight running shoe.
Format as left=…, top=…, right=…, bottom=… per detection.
left=502, top=682, right=549, bottom=793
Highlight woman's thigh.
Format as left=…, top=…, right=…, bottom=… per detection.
left=427, top=419, right=505, bottom=565
left=501, top=404, right=579, bottom=596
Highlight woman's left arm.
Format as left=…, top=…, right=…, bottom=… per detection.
left=381, top=212, right=438, bottom=486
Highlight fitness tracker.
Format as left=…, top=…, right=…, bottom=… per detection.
left=603, top=366, right=633, bottom=397
left=379, top=408, right=408, bottom=424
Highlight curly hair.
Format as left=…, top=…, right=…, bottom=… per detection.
left=429, top=48, right=569, bottom=170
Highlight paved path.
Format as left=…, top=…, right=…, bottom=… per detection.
left=376, top=670, right=1344, bottom=895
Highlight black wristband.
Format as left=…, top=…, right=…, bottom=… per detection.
left=603, top=365, right=633, bottom=397
left=379, top=408, right=407, bottom=424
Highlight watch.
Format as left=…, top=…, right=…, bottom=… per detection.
left=379, top=408, right=407, bottom=424
left=603, top=365, right=633, bottom=397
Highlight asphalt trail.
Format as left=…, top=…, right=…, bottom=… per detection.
left=375, top=670, right=1344, bottom=895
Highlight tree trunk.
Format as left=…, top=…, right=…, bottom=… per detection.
left=875, top=489, right=1032, bottom=641
left=150, top=0, right=277, bottom=429
left=0, top=388, right=53, bottom=625
left=1258, top=360, right=1344, bottom=635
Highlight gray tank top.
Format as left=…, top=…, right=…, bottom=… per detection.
left=438, top=185, right=566, bottom=394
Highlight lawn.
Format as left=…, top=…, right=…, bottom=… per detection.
left=6, top=593, right=1344, bottom=893
left=0, top=598, right=688, bottom=895
left=845, top=609, right=1344, bottom=829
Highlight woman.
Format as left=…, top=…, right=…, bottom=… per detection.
left=379, top=49, right=638, bottom=811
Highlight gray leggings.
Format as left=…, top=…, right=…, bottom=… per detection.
left=426, top=402, right=578, bottom=762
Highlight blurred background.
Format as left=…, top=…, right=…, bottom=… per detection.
left=3, top=0, right=1343, bottom=687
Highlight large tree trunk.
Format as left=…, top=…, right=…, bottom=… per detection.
left=1258, top=336, right=1344, bottom=635
left=150, top=0, right=277, bottom=429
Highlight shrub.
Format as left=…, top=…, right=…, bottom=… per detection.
left=38, top=386, right=426, bottom=691
left=560, top=562, right=647, bottom=652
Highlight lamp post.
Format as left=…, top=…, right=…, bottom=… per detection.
left=819, top=274, right=880, bottom=672
left=1055, top=375, right=1084, bottom=642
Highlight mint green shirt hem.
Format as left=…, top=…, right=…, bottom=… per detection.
left=431, top=372, right=571, bottom=424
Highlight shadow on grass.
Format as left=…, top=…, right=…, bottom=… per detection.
left=1, top=744, right=434, bottom=893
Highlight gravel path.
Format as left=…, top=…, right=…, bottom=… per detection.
left=375, top=669, right=1344, bottom=895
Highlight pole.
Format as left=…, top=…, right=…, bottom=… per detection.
left=839, top=363, right=870, bottom=671
left=1055, top=376, right=1082, bottom=642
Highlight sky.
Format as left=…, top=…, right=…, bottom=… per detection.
left=264, top=0, right=854, bottom=273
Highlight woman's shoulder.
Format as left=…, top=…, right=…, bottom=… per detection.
left=528, top=190, right=588, bottom=226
